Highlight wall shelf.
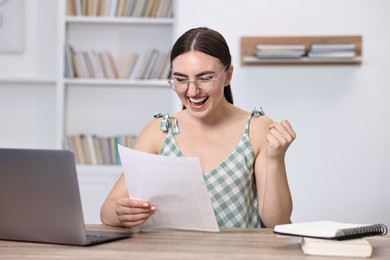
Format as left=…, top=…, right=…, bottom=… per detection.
left=241, top=35, right=362, bottom=65
left=76, top=164, right=122, bottom=174
left=64, top=78, right=169, bottom=87
left=0, top=77, right=56, bottom=84
left=65, top=16, right=174, bottom=25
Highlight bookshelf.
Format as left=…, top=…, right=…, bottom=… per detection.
left=58, top=0, right=175, bottom=163
left=57, top=0, right=176, bottom=223
left=241, top=36, right=362, bottom=65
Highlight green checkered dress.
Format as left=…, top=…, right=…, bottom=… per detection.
left=154, top=107, right=265, bottom=228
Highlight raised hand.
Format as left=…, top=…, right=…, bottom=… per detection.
left=266, top=120, right=296, bottom=160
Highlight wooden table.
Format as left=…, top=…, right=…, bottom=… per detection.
left=0, top=224, right=389, bottom=259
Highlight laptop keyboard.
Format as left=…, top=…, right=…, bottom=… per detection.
left=85, top=231, right=130, bottom=245
left=86, top=233, right=112, bottom=242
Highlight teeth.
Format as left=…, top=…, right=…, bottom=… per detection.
left=189, top=97, right=207, bottom=103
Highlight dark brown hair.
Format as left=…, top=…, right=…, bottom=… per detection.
left=170, top=27, right=233, bottom=105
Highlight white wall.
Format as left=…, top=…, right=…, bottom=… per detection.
left=0, top=0, right=58, bottom=148
left=0, top=0, right=57, bottom=78
left=175, top=0, right=390, bottom=227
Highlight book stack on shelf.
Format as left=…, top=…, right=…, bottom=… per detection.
left=274, top=220, right=388, bottom=258
left=255, top=44, right=306, bottom=60
left=65, top=134, right=138, bottom=165
left=307, top=43, right=356, bottom=60
left=64, top=45, right=170, bottom=80
left=133, top=48, right=171, bottom=80
left=67, top=0, right=173, bottom=18
left=241, top=36, right=362, bottom=65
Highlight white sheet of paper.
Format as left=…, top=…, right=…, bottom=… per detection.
left=118, top=145, right=219, bottom=232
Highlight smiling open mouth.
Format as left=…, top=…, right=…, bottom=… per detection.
left=189, top=97, right=208, bottom=105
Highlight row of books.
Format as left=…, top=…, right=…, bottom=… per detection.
left=64, top=134, right=138, bottom=165
left=254, top=43, right=356, bottom=60
left=255, top=44, right=306, bottom=59
left=64, top=45, right=171, bottom=80
left=307, top=43, right=356, bottom=59
left=67, top=0, right=173, bottom=18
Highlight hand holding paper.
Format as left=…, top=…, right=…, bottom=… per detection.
left=118, top=145, right=219, bottom=232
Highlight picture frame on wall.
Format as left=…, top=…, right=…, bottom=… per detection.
left=0, top=0, right=25, bottom=54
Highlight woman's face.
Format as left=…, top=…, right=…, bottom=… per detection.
left=171, top=51, right=230, bottom=118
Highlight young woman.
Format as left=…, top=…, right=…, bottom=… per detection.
left=100, top=27, right=296, bottom=228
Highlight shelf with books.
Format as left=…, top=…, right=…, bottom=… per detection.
left=241, top=35, right=362, bottom=65
left=63, top=9, right=173, bottom=82
left=65, top=133, right=138, bottom=165
left=66, top=0, right=173, bottom=19
left=58, top=0, right=175, bottom=160
left=64, top=45, right=171, bottom=81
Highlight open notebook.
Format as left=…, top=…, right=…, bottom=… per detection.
left=0, top=148, right=132, bottom=246
left=274, top=220, right=388, bottom=240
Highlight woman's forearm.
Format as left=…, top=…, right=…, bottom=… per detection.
left=260, top=158, right=292, bottom=228
left=100, top=198, right=122, bottom=227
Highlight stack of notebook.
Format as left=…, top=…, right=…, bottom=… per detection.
left=274, top=220, right=388, bottom=258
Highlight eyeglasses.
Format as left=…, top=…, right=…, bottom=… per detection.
left=168, top=65, right=228, bottom=93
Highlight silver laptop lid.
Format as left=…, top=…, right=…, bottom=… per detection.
left=0, top=148, right=88, bottom=245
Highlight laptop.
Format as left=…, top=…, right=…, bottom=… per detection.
left=0, top=148, right=132, bottom=246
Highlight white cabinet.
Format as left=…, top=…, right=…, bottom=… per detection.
left=76, top=166, right=122, bottom=223
left=0, top=0, right=58, bottom=149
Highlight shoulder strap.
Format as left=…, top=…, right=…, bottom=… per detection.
left=153, top=113, right=180, bottom=135
left=244, top=107, right=265, bottom=135
left=252, top=106, right=265, bottom=117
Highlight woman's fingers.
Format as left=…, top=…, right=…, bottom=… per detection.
left=268, top=120, right=296, bottom=143
left=115, top=198, right=156, bottom=227
left=266, top=120, right=296, bottom=159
